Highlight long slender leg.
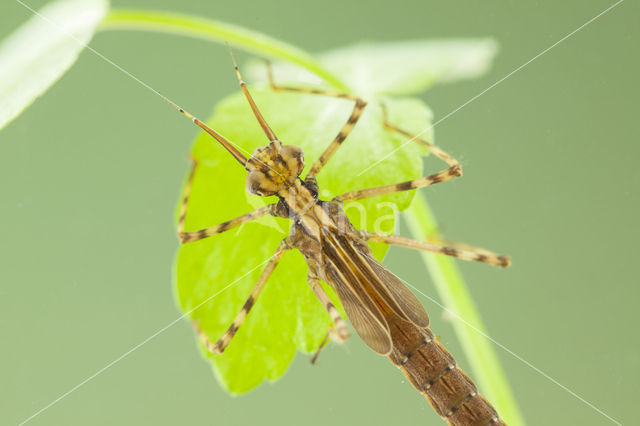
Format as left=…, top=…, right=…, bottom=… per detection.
left=333, top=105, right=462, bottom=203
left=194, top=241, right=289, bottom=354
left=179, top=204, right=278, bottom=244
left=307, top=275, right=349, bottom=364
left=334, top=167, right=462, bottom=202
left=265, top=62, right=367, bottom=178
left=310, top=330, right=332, bottom=365
left=380, top=103, right=460, bottom=169
left=176, top=159, right=281, bottom=243
left=308, top=275, right=349, bottom=341
left=362, top=231, right=510, bottom=268
left=177, top=159, right=198, bottom=236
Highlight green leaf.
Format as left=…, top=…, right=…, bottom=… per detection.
left=323, top=39, right=498, bottom=95
left=174, top=86, right=432, bottom=394
left=0, top=0, right=108, bottom=131
left=249, top=39, right=497, bottom=96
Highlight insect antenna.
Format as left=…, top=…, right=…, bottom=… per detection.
left=164, top=99, right=248, bottom=166
left=227, top=46, right=281, bottom=148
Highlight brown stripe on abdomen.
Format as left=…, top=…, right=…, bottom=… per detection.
left=387, top=316, right=505, bottom=425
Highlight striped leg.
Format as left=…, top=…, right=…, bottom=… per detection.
left=362, top=231, right=510, bottom=268
left=334, top=166, right=461, bottom=203
left=308, top=275, right=349, bottom=341
left=381, top=103, right=460, bottom=169
left=265, top=62, right=367, bottom=177
left=179, top=204, right=278, bottom=244
left=194, top=241, right=289, bottom=354
left=310, top=330, right=332, bottom=365
left=334, top=105, right=462, bottom=203
left=308, top=275, right=350, bottom=364
left=310, top=324, right=350, bottom=365
left=177, top=159, right=282, bottom=244
left=177, top=159, right=198, bottom=236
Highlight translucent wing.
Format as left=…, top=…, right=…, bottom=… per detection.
left=321, top=236, right=392, bottom=355
left=333, top=234, right=430, bottom=329
left=360, top=251, right=430, bottom=328
left=324, top=262, right=392, bottom=355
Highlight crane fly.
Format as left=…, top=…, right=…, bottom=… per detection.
left=174, top=52, right=511, bottom=426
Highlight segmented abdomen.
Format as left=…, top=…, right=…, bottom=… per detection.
left=387, top=316, right=506, bottom=425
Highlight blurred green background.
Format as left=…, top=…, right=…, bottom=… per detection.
left=1, top=0, right=637, bottom=425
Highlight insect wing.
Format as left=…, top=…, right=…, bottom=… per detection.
left=322, top=233, right=392, bottom=355
left=324, top=262, right=393, bottom=355
left=360, top=251, right=430, bottom=328
left=333, top=233, right=430, bottom=329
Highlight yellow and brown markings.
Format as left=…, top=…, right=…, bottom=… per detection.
left=362, top=231, right=511, bottom=268
left=176, top=55, right=510, bottom=425
left=194, top=241, right=289, bottom=355
left=177, top=159, right=198, bottom=236
left=335, top=164, right=462, bottom=203
left=380, top=103, right=460, bottom=169
left=179, top=204, right=277, bottom=244
left=245, top=143, right=305, bottom=196
left=308, top=276, right=349, bottom=342
left=307, top=98, right=367, bottom=177
left=264, top=60, right=368, bottom=178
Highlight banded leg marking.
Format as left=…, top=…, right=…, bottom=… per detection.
left=334, top=166, right=462, bottom=203
left=194, top=241, right=289, bottom=354
left=265, top=61, right=367, bottom=177
left=362, top=231, right=510, bottom=268
left=308, top=276, right=349, bottom=341
left=177, top=159, right=197, bottom=235
left=380, top=103, right=460, bottom=169
left=307, top=275, right=349, bottom=364
left=179, top=204, right=277, bottom=244
left=334, top=107, right=463, bottom=203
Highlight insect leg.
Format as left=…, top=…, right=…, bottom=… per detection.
left=308, top=275, right=349, bottom=341
left=193, top=241, right=289, bottom=354
left=178, top=158, right=289, bottom=243
left=310, top=330, right=331, bottom=365
left=265, top=61, right=367, bottom=178
left=179, top=204, right=279, bottom=244
left=309, top=324, right=350, bottom=365
left=361, top=231, right=510, bottom=268
left=333, top=104, right=463, bottom=202
left=307, top=275, right=349, bottom=364
left=177, top=158, right=198, bottom=236
left=334, top=166, right=461, bottom=202
left=380, top=103, right=460, bottom=169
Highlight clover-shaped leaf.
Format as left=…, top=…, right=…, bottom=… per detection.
left=175, top=87, right=431, bottom=394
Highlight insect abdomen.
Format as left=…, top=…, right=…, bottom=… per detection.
left=387, top=316, right=505, bottom=425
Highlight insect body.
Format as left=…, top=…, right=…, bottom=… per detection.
left=175, top=54, right=510, bottom=425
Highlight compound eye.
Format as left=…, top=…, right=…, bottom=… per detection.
left=246, top=170, right=277, bottom=196
left=280, top=145, right=305, bottom=176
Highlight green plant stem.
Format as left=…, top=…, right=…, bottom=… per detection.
left=404, top=193, right=525, bottom=425
left=99, top=9, right=348, bottom=91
